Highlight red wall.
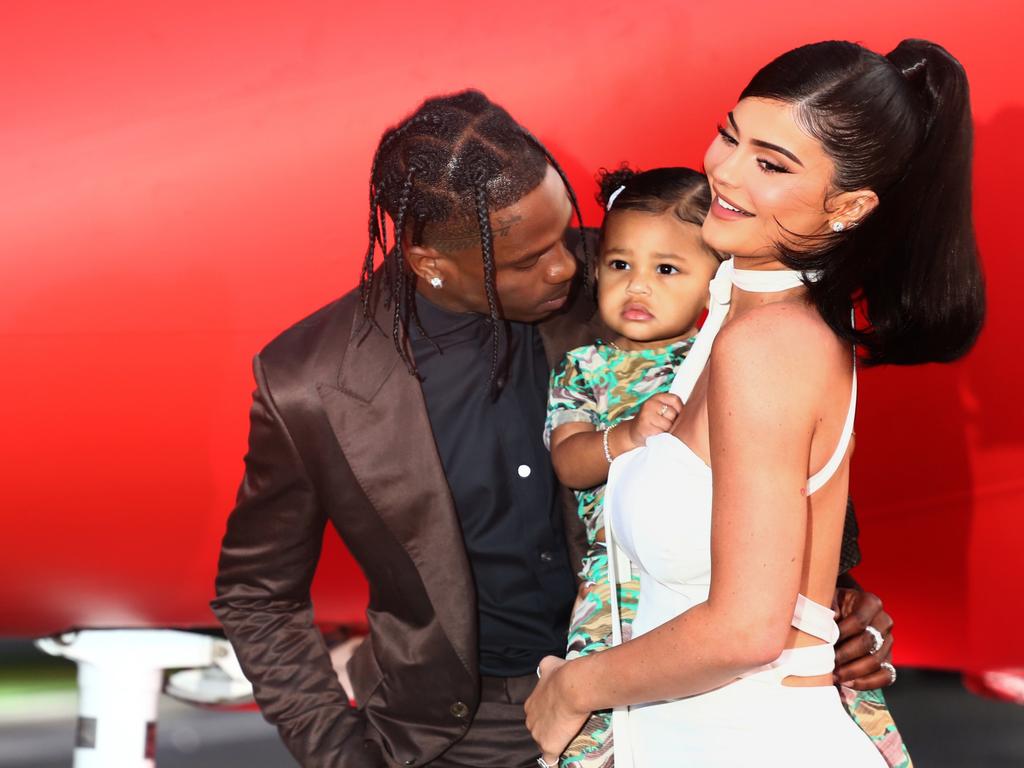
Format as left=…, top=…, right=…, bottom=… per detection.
left=2, top=2, right=1021, bottom=673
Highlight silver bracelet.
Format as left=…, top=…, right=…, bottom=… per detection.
left=603, top=421, right=620, bottom=464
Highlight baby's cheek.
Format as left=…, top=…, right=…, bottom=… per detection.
left=597, top=306, right=628, bottom=341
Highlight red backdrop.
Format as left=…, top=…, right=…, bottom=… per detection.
left=2, top=1, right=1021, bottom=674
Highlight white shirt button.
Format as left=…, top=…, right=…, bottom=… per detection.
left=517, top=464, right=531, bottom=478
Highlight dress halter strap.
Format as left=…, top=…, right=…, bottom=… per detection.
left=669, top=258, right=855, bottom=495
left=807, top=372, right=857, bottom=494
left=670, top=259, right=815, bottom=403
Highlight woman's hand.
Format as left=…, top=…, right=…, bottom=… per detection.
left=524, top=656, right=589, bottom=766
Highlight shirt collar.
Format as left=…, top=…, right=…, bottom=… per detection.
left=411, top=290, right=489, bottom=344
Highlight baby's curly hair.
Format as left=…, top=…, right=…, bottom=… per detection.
left=596, top=164, right=723, bottom=260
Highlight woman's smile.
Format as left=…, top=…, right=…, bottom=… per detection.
left=711, top=192, right=755, bottom=219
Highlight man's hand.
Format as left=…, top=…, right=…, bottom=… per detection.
left=833, top=587, right=896, bottom=689
left=625, top=393, right=683, bottom=448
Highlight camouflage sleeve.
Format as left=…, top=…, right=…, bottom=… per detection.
left=544, top=348, right=601, bottom=449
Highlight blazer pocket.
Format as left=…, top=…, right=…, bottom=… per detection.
left=346, top=635, right=384, bottom=710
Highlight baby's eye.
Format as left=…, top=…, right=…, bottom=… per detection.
left=656, top=264, right=680, bottom=275
left=608, top=259, right=630, bottom=271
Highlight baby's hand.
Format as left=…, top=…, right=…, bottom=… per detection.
left=627, top=393, right=683, bottom=448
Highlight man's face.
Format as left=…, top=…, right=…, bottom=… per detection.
left=414, top=165, right=578, bottom=323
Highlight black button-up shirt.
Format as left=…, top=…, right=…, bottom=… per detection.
left=410, top=292, right=577, bottom=677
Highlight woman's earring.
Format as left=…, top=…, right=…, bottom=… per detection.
left=831, top=221, right=845, bottom=233
left=429, top=276, right=444, bottom=289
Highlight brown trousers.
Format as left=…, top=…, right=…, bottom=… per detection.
left=429, top=674, right=540, bottom=768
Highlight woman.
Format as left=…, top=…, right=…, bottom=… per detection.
left=525, top=39, right=984, bottom=766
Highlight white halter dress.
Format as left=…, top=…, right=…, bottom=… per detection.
left=604, top=260, right=886, bottom=767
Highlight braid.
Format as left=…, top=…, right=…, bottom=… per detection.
left=405, top=266, right=439, bottom=357
left=360, top=182, right=383, bottom=320
left=390, top=168, right=417, bottom=374
left=474, top=181, right=505, bottom=396
left=522, top=130, right=590, bottom=288
left=377, top=191, right=390, bottom=310
left=360, top=113, right=439, bottom=317
left=358, top=90, right=573, bottom=388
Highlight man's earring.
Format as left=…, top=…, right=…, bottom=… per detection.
left=429, top=276, right=444, bottom=289
left=831, top=221, right=845, bottom=233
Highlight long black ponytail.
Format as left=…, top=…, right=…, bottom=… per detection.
left=742, top=39, right=985, bottom=365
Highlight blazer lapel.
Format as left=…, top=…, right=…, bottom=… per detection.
left=316, top=297, right=476, bottom=675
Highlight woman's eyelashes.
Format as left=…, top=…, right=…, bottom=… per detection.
left=715, top=124, right=791, bottom=174
left=757, top=158, right=790, bottom=174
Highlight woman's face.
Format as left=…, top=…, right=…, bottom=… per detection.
left=701, top=97, right=837, bottom=260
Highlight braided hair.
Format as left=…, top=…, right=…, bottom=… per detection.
left=359, top=90, right=587, bottom=394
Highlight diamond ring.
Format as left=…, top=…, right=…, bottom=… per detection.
left=865, top=625, right=884, bottom=655
left=880, top=661, right=897, bottom=685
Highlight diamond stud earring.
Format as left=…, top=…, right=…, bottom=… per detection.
left=831, top=221, right=845, bottom=233
left=429, top=276, right=444, bottom=289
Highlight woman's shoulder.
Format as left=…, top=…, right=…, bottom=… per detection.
left=711, top=301, right=847, bottom=393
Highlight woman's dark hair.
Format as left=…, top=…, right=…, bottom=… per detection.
left=741, top=39, right=985, bottom=365
left=360, top=89, right=587, bottom=390
left=595, top=165, right=724, bottom=261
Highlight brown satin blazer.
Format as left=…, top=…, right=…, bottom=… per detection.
left=211, top=267, right=605, bottom=768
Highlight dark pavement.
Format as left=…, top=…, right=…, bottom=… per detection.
left=1, top=668, right=1022, bottom=766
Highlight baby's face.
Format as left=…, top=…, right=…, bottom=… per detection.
left=597, top=210, right=719, bottom=350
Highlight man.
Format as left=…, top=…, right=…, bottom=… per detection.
left=212, top=90, right=895, bottom=768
